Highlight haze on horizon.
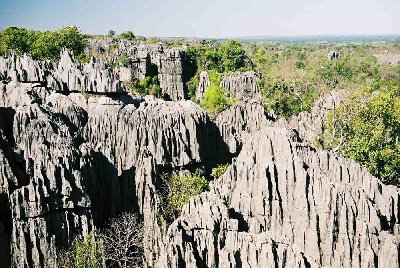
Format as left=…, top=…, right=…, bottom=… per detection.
left=1, top=0, right=399, bottom=38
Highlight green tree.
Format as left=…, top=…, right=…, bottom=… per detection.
left=167, top=170, right=209, bottom=213
left=218, top=40, right=249, bottom=72
left=211, top=164, right=230, bottom=179
left=0, top=27, right=33, bottom=55
left=128, top=75, right=162, bottom=98
left=108, top=30, right=116, bottom=37
left=118, top=31, right=135, bottom=41
left=0, top=26, right=87, bottom=61
left=325, top=87, right=400, bottom=185
left=57, top=232, right=103, bottom=268
left=201, top=84, right=235, bottom=113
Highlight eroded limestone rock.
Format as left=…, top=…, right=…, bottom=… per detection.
left=162, top=126, right=400, bottom=267
left=221, top=71, right=261, bottom=102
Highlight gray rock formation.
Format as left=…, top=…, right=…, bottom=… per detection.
left=55, top=48, right=126, bottom=93
left=0, top=53, right=49, bottom=83
left=196, top=71, right=210, bottom=101
left=216, top=101, right=275, bottom=155
left=2, top=93, right=94, bottom=267
left=0, top=49, right=127, bottom=94
left=86, top=40, right=186, bottom=101
left=0, top=76, right=220, bottom=266
left=161, top=126, right=400, bottom=267
left=328, top=51, right=340, bottom=60
left=221, top=71, right=262, bottom=102
left=280, top=90, right=347, bottom=144
left=0, top=46, right=398, bottom=268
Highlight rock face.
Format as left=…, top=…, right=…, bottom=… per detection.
left=161, top=126, right=400, bottom=268
left=55, top=48, right=126, bottom=93
left=0, top=89, right=94, bottom=267
left=281, top=90, right=347, bottom=144
left=0, top=73, right=221, bottom=267
left=221, top=71, right=261, bottom=102
left=196, top=71, right=210, bottom=101
left=197, top=71, right=261, bottom=103
left=0, top=50, right=126, bottom=94
left=0, top=53, right=49, bottom=83
left=216, top=101, right=275, bottom=155
left=87, top=40, right=187, bottom=101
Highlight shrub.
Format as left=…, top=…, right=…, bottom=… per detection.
left=108, top=30, right=116, bottom=37
left=186, top=72, right=200, bottom=101
left=185, top=41, right=251, bottom=74
left=201, top=85, right=235, bottom=113
left=218, top=40, right=249, bottom=72
left=295, top=61, right=306, bottom=69
left=324, top=87, right=400, bottom=185
left=0, top=27, right=33, bottom=55
left=211, top=164, right=230, bottom=179
left=167, top=170, right=209, bottom=212
left=158, top=169, right=209, bottom=223
left=117, top=55, right=131, bottom=67
left=118, top=31, right=135, bottom=41
left=57, top=231, right=103, bottom=268
left=259, top=79, right=316, bottom=117
left=200, top=71, right=236, bottom=113
left=128, top=76, right=162, bottom=98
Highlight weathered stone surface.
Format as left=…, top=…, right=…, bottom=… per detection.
left=162, top=126, right=400, bottom=268
left=55, top=48, right=126, bottom=93
left=216, top=101, right=275, bottom=155
left=9, top=102, right=94, bottom=267
left=83, top=97, right=213, bottom=173
left=0, top=53, right=50, bottom=83
left=86, top=40, right=186, bottom=101
left=196, top=71, right=210, bottom=101
left=0, top=47, right=399, bottom=268
left=221, top=71, right=261, bottom=102
left=0, top=49, right=127, bottom=94
left=281, top=90, right=347, bottom=144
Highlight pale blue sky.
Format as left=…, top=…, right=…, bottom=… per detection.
left=1, top=0, right=399, bottom=37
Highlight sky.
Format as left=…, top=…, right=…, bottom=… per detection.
left=0, top=0, right=399, bottom=38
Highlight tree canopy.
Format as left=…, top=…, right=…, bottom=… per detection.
left=0, top=26, right=88, bottom=61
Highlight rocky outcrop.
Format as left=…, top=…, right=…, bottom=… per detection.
left=0, top=50, right=127, bottom=94
left=6, top=94, right=94, bottom=267
left=0, top=76, right=222, bottom=266
left=162, top=126, right=400, bottom=267
left=281, top=90, right=347, bottom=144
left=221, top=71, right=261, bottom=102
left=0, top=53, right=50, bottom=83
left=55, top=48, right=126, bottom=93
left=0, top=45, right=399, bottom=268
left=216, top=101, right=275, bottom=155
left=196, top=71, right=210, bottom=101
left=195, top=71, right=261, bottom=103
left=86, top=40, right=186, bottom=101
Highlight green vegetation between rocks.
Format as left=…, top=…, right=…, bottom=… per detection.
left=57, top=231, right=103, bottom=268
left=157, top=169, right=209, bottom=224
left=0, top=26, right=88, bottom=61
left=127, top=75, right=162, bottom=98
left=323, top=83, right=400, bottom=185
left=185, top=41, right=249, bottom=111
left=200, top=71, right=236, bottom=113
left=249, top=43, right=394, bottom=117
left=157, top=164, right=231, bottom=225
left=211, top=163, right=230, bottom=179
left=57, top=213, right=144, bottom=268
